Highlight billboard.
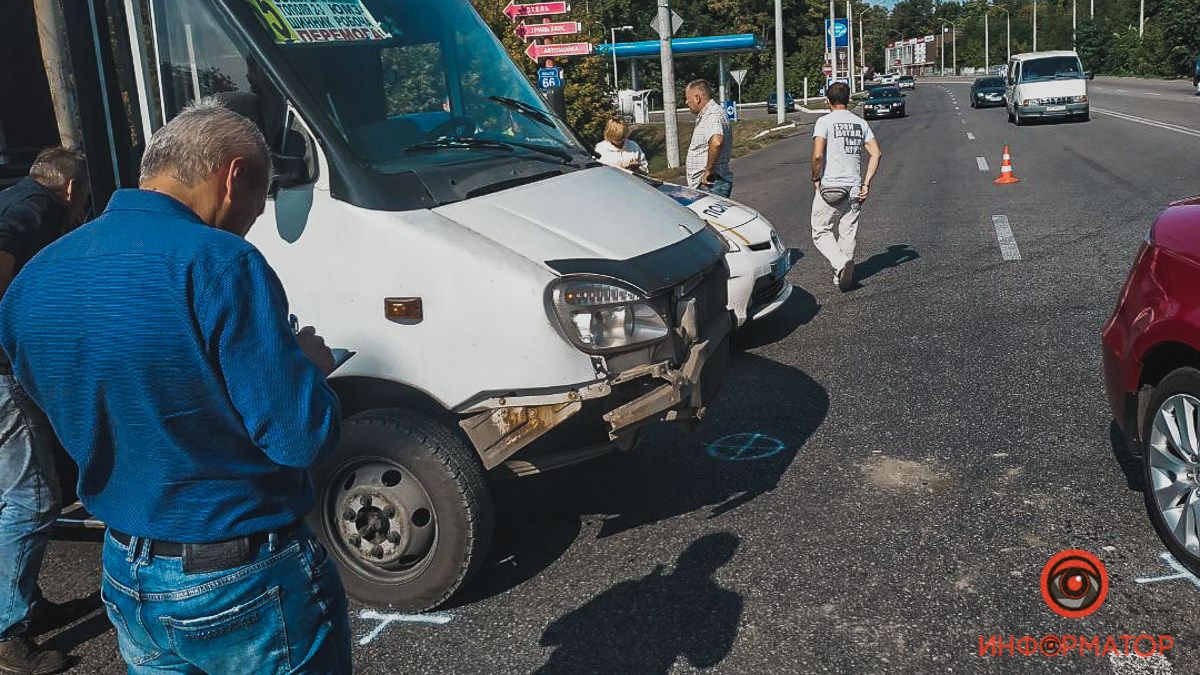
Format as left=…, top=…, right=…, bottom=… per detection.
left=825, top=18, right=849, bottom=48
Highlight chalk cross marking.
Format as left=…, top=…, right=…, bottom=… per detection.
left=357, top=609, right=453, bottom=645
left=706, top=433, right=787, bottom=462
left=1134, top=551, right=1200, bottom=589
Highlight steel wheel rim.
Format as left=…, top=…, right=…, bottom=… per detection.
left=324, top=457, right=439, bottom=582
left=1149, top=393, right=1200, bottom=556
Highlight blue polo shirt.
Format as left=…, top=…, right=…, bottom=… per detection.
left=0, top=189, right=340, bottom=543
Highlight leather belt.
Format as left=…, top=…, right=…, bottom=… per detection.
left=109, top=522, right=301, bottom=574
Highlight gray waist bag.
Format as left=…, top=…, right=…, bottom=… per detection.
left=820, top=186, right=851, bottom=206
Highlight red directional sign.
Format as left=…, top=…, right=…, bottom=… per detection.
left=524, top=41, right=593, bottom=61
left=503, top=1, right=570, bottom=21
left=516, top=21, right=581, bottom=39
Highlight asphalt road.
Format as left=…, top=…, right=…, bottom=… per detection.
left=34, top=78, right=1200, bottom=673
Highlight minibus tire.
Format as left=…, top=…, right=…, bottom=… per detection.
left=308, top=408, right=493, bottom=612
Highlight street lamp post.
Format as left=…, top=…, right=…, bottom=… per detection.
left=775, top=0, right=785, bottom=124
left=940, top=20, right=955, bottom=76
left=828, top=0, right=838, bottom=84
left=1033, top=0, right=1038, bottom=52
left=610, top=25, right=633, bottom=91
left=994, top=5, right=1010, bottom=63
left=984, top=11, right=990, bottom=73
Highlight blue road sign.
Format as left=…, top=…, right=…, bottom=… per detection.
left=724, top=101, right=738, bottom=121
left=825, top=18, right=850, bottom=48
left=537, top=67, right=563, bottom=89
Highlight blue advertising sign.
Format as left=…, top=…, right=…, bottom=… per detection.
left=724, top=101, right=738, bottom=121
left=537, top=67, right=563, bottom=89
left=825, top=18, right=849, bottom=48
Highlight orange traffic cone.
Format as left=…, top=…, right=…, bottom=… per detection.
left=994, top=145, right=1020, bottom=185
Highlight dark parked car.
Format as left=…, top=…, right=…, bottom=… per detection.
left=1103, top=195, right=1200, bottom=577
left=860, top=86, right=905, bottom=120
left=767, top=91, right=796, bottom=114
left=971, top=76, right=1007, bottom=108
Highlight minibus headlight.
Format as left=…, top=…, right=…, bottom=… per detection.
left=549, top=279, right=670, bottom=353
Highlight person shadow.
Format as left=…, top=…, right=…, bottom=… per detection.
left=535, top=533, right=743, bottom=675
left=850, top=244, right=920, bottom=289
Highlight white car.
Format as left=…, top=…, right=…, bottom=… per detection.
left=1005, top=50, right=1092, bottom=125
left=653, top=182, right=792, bottom=327
left=880, top=73, right=898, bottom=84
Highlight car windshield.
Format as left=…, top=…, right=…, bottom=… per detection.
left=869, top=87, right=901, bottom=99
left=899, top=76, right=913, bottom=82
left=978, top=77, right=1005, bottom=88
left=242, top=0, right=587, bottom=174
left=1020, top=56, right=1083, bottom=83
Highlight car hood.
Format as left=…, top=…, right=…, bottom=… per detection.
left=656, top=183, right=758, bottom=228
left=1016, top=79, right=1087, bottom=98
left=434, top=165, right=710, bottom=274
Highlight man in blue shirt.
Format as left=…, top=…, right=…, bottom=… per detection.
left=0, top=148, right=91, bottom=674
left=0, top=100, right=351, bottom=673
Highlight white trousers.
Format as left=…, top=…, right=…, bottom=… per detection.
left=810, top=187, right=862, bottom=272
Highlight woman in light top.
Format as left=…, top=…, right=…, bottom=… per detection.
left=594, top=118, right=648, bottom=174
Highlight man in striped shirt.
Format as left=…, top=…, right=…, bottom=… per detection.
left=685, top=80, right=733, bottom=197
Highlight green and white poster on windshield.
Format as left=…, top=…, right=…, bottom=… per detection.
left=248, top=0, right=392, bottom=44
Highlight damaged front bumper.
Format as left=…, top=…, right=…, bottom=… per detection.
left=460, top=266, right=731, bottom=473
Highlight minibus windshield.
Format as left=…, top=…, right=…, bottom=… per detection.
left=243, top=0, right=588, bottom=174
left=1020, top=56, right=1084, bottom=83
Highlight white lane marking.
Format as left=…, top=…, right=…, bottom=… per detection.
left=1145, top=91, right=1162, bottom=96
left=1093, top=107, right=1200, bottom=139
left=1110, top=653, right=1174, bottom=675
left=357, top=609, right=453, bottom=645
left=967, top=132, right=976, bottom=140
left=992, top=215, right=1021, bottom=261
left=975, top=156, right=990, bottom=171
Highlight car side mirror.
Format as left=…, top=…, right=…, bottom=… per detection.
left=272, top=127, right=314, bottom=191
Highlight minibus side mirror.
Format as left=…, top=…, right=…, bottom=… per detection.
left=1085, top=71, right=1094, bottom=80
left=272, top=127, right=313, bottom=191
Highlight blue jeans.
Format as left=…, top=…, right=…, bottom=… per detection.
left=101, top=525, right=352, bottom=674
left=0, top=374, right=61, bottom=640
left=701, top=177, right=733, bottom=198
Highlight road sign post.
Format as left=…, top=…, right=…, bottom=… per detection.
left=537, top=67, right=563, bottom=89
left=731, top=68, right=746, bottom=105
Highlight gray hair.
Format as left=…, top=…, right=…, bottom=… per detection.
left=30, top=147, right=88, bottom=192
left=139, top=96, right=271, bottom=186
left=686, top=79, right=713, bottom=99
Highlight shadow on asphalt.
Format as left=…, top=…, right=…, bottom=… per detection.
left=455, top=353, right=827, bottom=608
left=851, top=244, right=920, bottom=289
left=1108, top=419, right=1144, bottom=492
left=534, top=533, right=743, bottom=674
left=733, top=284, right=820, bottom=352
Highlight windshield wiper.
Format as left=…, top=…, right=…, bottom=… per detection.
left=405, top=136, right=571, bottom=164
left=486, top=96, right=590, bottom=159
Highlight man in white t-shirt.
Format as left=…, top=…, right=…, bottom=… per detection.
left=811, top=81, right=882, bottom=292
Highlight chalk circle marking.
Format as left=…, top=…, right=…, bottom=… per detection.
left=706, top=433, right=787, bottom=462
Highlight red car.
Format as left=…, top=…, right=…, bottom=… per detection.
left=1103, top=195, right=1200, bottom=573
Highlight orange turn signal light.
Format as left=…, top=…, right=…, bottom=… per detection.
left=384, top=297, right=422, bottom=323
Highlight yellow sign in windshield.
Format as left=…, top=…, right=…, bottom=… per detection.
left=247, top=0, right=392, bottom=45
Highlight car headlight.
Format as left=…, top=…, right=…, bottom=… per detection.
left=549, top=278, right=670, bottom=354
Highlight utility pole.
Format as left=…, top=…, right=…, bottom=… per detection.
left=1072, top=0, right=1076, bottom=47
left=940, top=27, right=945, bottom=76
left=1033, top=0, right=1038, bottom=52
left=859, top=11, right=866, bottom=89
left=774, top=0, right=785, bottom=124
left=985, top=11, right=990, bottom=73
left=34, top=0, right=83, bottom=149
left=830, top=0, right=840, bottom=85
left=952, top=24, right=956, bottom=75
left=846, top=0, right=855, bottom=95
left=657, top=0, right=680, bottom=168
left=1090, top=0, right=1094, bottom=19
left=1139, top=0, right=1145, bottom=36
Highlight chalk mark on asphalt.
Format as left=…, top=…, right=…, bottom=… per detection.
left=967, top=132, right=976, bottom=140
left=1093, top=108, right=1200, bottom=140
left=357, top=609, right=453, bottom=645
left=1135, top=551, right=1200, bottom=589
left=975, top=156, right=989, bottom=171
left=992, top=215, right=1021, bottom=261
left=707, top=433, right=787, bottom=462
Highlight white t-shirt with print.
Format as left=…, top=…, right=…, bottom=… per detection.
left=813, top=109, right=875, bottom=187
